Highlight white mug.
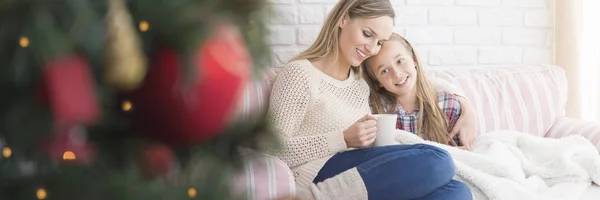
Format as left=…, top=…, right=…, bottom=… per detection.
left=373, top=114, right=398, bottom=147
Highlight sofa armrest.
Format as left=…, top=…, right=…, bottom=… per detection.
left=233, top=148, right=295, bottom=200
left=545, top=117, right=600, bottom=152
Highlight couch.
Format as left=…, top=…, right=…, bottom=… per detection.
left=232, top=64, right=600, bottom=200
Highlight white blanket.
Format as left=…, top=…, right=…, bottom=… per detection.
left=391, top=130, right=600, bottom=200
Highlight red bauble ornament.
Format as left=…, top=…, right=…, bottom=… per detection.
left=137, top=143, right=174, bottom=178
left=125, top=22, right=251, bottom=144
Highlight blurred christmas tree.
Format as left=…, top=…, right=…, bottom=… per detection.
left=0, top=0, right=275, bottom=199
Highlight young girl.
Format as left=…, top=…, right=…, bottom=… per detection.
left=363, top=33, right=467, bottom=148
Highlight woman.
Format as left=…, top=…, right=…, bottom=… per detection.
left=268, top=0, right=474, bottom=199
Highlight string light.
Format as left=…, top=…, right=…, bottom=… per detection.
left=188, top=188, right=197, bottom=198
left=62, top=151, right=76, bottom=160
left=122, top=100, right=132, bottom=112
left=139, top=21, right=150, bottom=32
left=37, top=188, right=47, bottom=199
left=2, top=147, right=11, bottom=158
left=20, top=37, right=30, bottom=48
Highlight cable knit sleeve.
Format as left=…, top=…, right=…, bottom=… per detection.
left=268, top=63, right=347, bottom=168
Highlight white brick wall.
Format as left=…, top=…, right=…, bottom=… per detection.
left=268, top=0, right=554, bottom=68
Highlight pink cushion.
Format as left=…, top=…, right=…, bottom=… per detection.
left=233, top=148, right=295, bottom=200
left=427, top=64, right=568, bottom=136
left=232, top=68, right=291, bottom=200
left=234, top=68, right=279, bottom=120
left=546, top=117, right=600, bottom=152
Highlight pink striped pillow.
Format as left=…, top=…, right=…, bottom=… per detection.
left=234, top=68, right=279, bottom=120
left=427, top=65, right=568, bottom=136
left=232, top=68, right=292, bottom=200
left=233, top=148, right=295, bottom=200
left=546, top=117, right=600, bottom=152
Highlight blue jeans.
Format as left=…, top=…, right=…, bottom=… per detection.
left=313, top=144, right=472, bottom=200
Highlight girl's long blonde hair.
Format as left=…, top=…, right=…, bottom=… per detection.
left=363, top=33, right=451, bottom=144
left=290, top=0, right=395, bottom=75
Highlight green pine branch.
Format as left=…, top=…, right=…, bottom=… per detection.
left=0, top=0, right=276, bottom=199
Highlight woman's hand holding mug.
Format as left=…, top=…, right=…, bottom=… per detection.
left=344, top=114, right=377, bottom=148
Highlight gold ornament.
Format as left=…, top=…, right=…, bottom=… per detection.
left=105, top=0, right=148, bottom=91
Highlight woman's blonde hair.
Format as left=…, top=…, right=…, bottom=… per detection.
left=290, top=0, right=395, bottom=74
left=363, top=33, right=451, bottom=144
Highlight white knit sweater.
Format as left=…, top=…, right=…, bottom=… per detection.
left=268, top=59, right=461, bottom=200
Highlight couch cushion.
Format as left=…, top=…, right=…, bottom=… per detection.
left=427, top=64, right=568, bottom=136
left=232, top=69, right=292, bottom=200
left=234, top=68, right=279, bottom=120
left=234, top=148, right=295, bottom=200
left=546, top=117, right=600, bottom=152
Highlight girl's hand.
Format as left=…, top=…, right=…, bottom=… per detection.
left=450, top=96, right=478, bottom=151
left=344, top=114, right=378, bottom=148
